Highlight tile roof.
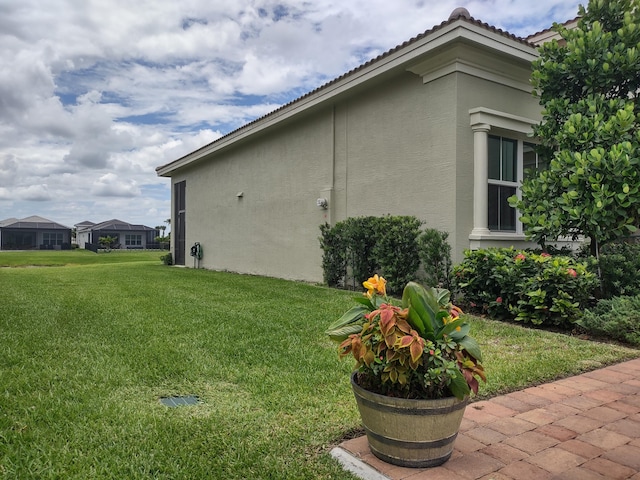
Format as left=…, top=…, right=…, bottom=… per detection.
left=87, top=219, right=155, bottom=231
left=0, top=216, right=70, bottom=230
left=526, top=15, right=580, bottom=41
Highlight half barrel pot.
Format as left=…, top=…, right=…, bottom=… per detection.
left=351, top=372, right=468, bottom=468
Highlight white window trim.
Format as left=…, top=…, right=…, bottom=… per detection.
left=469, top=107, right=537, bottom=242
left=125, top=234, right=142, bottom=246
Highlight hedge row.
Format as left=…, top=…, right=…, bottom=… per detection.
left=319, top=216, right=451, bottom=294
left=452, top=248, right=598, bottom=328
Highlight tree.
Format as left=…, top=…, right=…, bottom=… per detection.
left=510, top=0, right=640, bottom=257
left=99, top=235, right=118, bottom=251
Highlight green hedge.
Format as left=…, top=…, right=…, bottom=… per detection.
left=453, top=248, right=598, bottom=328
left=319, top=217, right=452, bottom=294
left=598, top=241, right=640, bottom=298
left=577, top=295, right=640, bottom=346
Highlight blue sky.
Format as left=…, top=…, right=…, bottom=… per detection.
left=0, top=0, right=582, bottom=231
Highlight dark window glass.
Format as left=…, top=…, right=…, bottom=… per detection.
left=502, top=138, right=517, bottom=182
left=488, top=135, right=501, bottom=180
left=488, top=185, right=516, bottom=232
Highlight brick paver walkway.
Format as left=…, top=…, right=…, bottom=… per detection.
left=337, top=358, right=640, bottom=479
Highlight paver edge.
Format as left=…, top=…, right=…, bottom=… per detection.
left=330, top=447, right=391, bottom=480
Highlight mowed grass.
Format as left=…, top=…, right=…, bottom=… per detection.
left=0, top=249, right=161, bottom=267
left=1, top=251, right=638, bottom=479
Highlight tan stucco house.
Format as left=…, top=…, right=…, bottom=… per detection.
left=156, top=9, right=569, bottom=282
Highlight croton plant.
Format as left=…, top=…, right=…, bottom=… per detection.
left=326, top=275, right=485, bottom=400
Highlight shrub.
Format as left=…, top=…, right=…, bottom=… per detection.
left=577, top=295, right=640, bottom=346
left=319, top=216, right=425, bottom=293
left=418, top=229, right=452, bottom=289
left=373, top=216, right=423, bottom=294
left=453, top=248, right=598, bottom=328
left=319, top=223, right=347, bottom=287
left=598, top=241, right=640, bottom=298
left=344, top=217, right=381, bottom=289
left=160, top=252, right=173, bottom=266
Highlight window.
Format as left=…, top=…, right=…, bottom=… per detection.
left=523, top=142, right=548, bottom=180
left=125, top=234, right=142, bottom=246
left=488, top=136, right=517, bottom=232
left=43, top=232, right=63, bottom=246
left=487, top=137, right=548, bottom=233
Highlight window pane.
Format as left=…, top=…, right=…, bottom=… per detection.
left=488, top=135, right=500, bottom=180
left=499, top=186, right=516, bottom=231
left=523, top=142, right=536, bottom=176
left=488, top=185, right=516, bottom=231
left=488, top=184, right=499, bottom=231
left=502, top=138, right=517, bottom=182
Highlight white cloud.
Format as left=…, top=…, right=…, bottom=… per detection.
left=91, top=173, right=141, bottom=197
left=0, top=0, right=582, bottom=229
left=17, top=184, right=52, bottom=201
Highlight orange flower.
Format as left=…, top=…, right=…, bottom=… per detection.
left=363, top=274, right=387, bottom=297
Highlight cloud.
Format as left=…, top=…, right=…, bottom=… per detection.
left=0, top=188, right=11, bottom=201
left=91, top=173, right=141, bottom=197
left=17, top=184, right=52, bottom=201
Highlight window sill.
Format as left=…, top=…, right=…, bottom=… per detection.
left=468, top=232, right=525, bottom=241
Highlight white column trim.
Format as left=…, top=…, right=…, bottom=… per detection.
left=470, top=123, right=492, bottom=238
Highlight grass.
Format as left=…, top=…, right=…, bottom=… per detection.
left=0, top=249, right=162, bottom=267
left=1, top=251, right=638, bottom=479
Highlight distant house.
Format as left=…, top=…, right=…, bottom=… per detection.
left=75, top=219, right=158, bottom=250
left=156, top=9, right=576, bottom=281
left=0, top=216, right=72, bottom=250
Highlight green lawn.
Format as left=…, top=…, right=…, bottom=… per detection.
left=1, top=251, right=638, bottom=479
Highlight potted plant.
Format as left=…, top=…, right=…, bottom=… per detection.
left=326, top=275, right=485, bottom=468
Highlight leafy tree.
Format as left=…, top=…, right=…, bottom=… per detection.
left=510, top=0, right=640, bottom=257
left=99, top=235, right=118, bottom=250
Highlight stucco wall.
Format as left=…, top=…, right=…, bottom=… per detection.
left=172, top=57, right=545, bottom=282
left=453, top=72, right=543, bottom=262
left=333, top=70, right=458, bottom=236
left=179, top=108, right=335, bottom=281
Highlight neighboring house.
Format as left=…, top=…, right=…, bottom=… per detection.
left=75, top=219, right=158, bottom=250
left=0, top=216, right=72, bottom=250
left=156, top=9, right=574, bottom=282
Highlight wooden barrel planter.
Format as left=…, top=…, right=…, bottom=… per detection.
left=351, top=373, right=468, bottom=468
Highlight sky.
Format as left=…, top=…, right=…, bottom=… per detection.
left=0, top=0, right=583, bottom=232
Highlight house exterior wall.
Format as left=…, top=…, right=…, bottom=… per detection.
left=336, top=72, right=457, bottom=226
left=453, top=71, right=543, bottom=261
left=93, top=230, right=154, bottom=249
left=163, top=21, right=546, bottom=282
left=76, top=231, right=90, bottom=248
left=177, top=107, right=335, bottom=280
left=173, top=70, right=463, bottom=281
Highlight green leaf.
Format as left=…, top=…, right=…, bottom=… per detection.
left=447, top=322, right=470, bottom=341
left=325, top=323, right=364, bottom=343
left=448, top=372, right=471, bottom=400
left=402, top=282, right=437, bottom=340
left=325, top=305, right=368, bottom=342
left=458, top=336, right=483, bottom=362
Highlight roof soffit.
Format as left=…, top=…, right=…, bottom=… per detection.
left=156, top=18, right=538, bottom=177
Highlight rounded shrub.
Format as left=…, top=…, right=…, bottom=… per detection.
left=453, top=248, right=598, bottom=328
